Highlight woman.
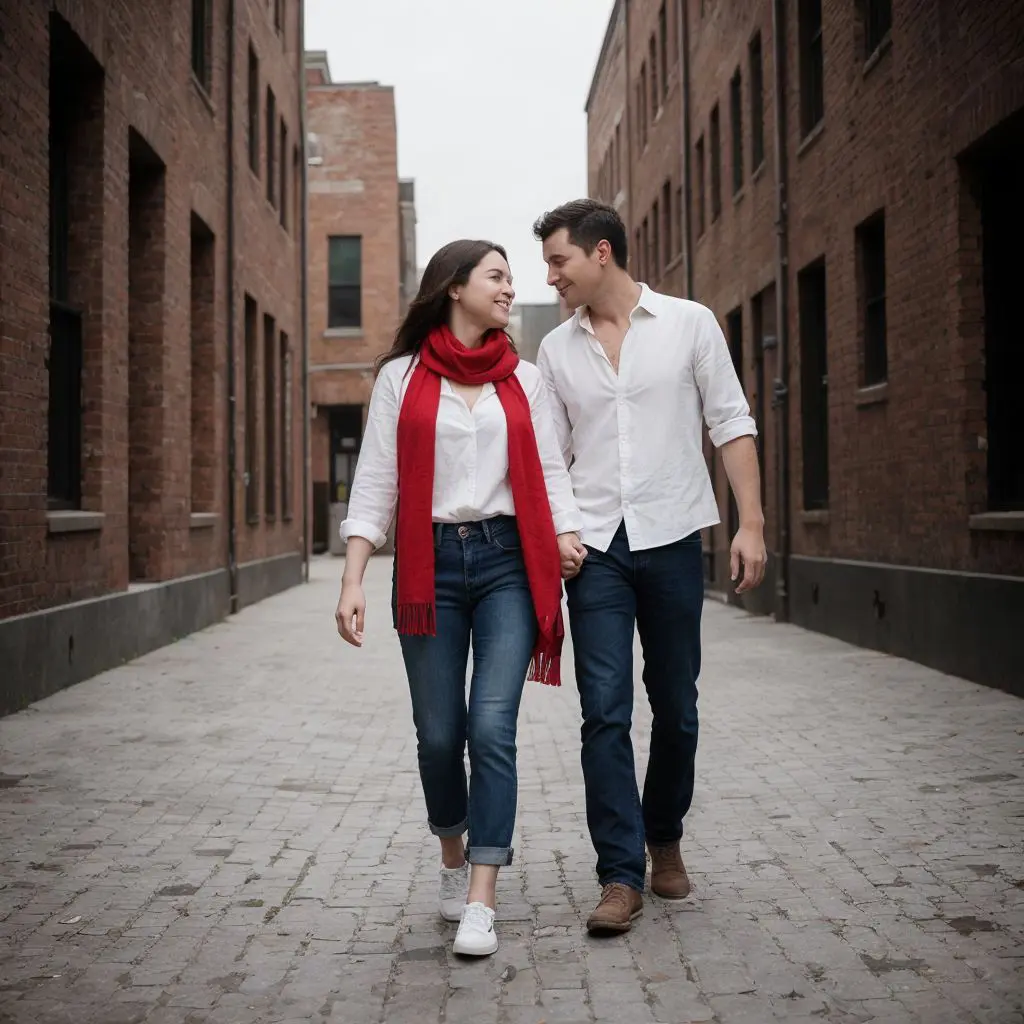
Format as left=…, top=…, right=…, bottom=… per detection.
left=335, top=240, right=584, bottom=957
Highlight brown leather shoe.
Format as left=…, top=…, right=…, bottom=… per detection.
left=648, top=842, right=692, bottom=899
left=586, top=883, right=643, bottom=934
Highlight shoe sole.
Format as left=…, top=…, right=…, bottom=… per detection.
left=452, top=937, right=498, bottom=956
left=651, top=887, right=691, bottom=900
left=586, top=906, right=643, bottom=935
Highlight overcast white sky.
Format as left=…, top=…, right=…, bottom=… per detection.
left=304, top=0, right=616, bottom=304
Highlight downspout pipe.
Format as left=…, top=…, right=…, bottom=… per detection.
left=298, top=8, right=310, bottom=584
left=623, top=0, right=633, bottom=260
left=770, top=0, right=791, bottom=622
left=225, top=0, right=238, bottom=613
left=679, top=0, right=694, bottom=298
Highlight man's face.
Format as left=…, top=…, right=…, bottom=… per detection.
left=542, top=228, right=603, bottom=309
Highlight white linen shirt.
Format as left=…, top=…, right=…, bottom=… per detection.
left=536, top=285, right=757, bottom=553
left=340, top=354, right=583, bottom=548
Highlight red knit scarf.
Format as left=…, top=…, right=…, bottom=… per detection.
left=395, top=325, right=564, bottom=685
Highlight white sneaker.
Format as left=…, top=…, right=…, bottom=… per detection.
left=453, top=901, right=498, bottom=956
left=438, top=862, right=469, bottom=922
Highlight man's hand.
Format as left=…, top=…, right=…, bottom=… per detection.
left=730, top=524, right=767, bottom=594
left=336, top=581, right=366, bottom=647
left=557, top=532, right=587, bottom=580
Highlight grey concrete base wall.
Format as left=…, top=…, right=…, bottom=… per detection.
left=0, top=569, right=230, bottom=717
left=1, top=552, right=305, bottom=717
left=236, top=551, right=304, bottom=611
left=789, top=555, right=1024, bottom=698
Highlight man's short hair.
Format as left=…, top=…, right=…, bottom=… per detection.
left=532, top=199, right=629, bottom=270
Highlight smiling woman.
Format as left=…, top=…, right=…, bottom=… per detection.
left=332, top=237, right=586, bottom=961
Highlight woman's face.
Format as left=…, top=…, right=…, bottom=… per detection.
left=452, top=249, right=515, bottom=330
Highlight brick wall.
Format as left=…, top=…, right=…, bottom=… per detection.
left=0, top=0, right=305, bottom=619
left=585, top=0, right=1024, bottom=600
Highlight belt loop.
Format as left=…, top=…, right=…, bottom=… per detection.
left=481, top=519, right=492, bottom=543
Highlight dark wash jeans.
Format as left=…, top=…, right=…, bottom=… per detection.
left=392, top=516, right=535, bottom=866
left=565, top=521, right=703, bottom=892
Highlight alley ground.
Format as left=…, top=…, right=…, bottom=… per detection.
left=0, top=555, right=1022, bottom=1024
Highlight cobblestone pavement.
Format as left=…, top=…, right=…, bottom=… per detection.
left=1, top=555, right=1022, bottom=1024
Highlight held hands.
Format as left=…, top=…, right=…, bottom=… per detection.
left=558, top=532, right=587, bottom=580
left=335, top=580, right=366, bottom=647
left=730, top=524, right=767, bottom=594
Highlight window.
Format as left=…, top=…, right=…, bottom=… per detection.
left=658, top=3, right=668, bottom=102
left=798, top=260, right=829, bottom=510
left=662, top=180, right=672, bottom=265
left=190, top=215, right=215, bottom=513
left=614, top=123, right=622, bottom=195
left=749, top=32, right=765, bottom=171
left=751, top=284, right=775, bottom=509
left=279, top=118, right=288, bottom=227
left=328, top=236, right=362, bottom=329
left=652, top=200, right=661, bottom=280
left=799, top=0, right=825, bottom=136
left=633, top=228, right=642, bottom=278
left=265, top=86, right=276, bottom=206
left=857, top=212, right=886, bottom=386
left=264, top=313, right=277, bottom=520
left=274, top=0, right=283, bottom=34
left=640, top=65, right=649, bottom=147
left=864, top=0, right=891, bottom=57
left=248, top=46, right=259, bottom=173
left=695, top=134, right=706, bottom=236
left=641, top=217, right=650, bottom=282
left=280, top=333, right=292, bottom=520
left=730, top=68, right=743, bottom=194
left=306, top=131, right=323, bottom=166
left=649, top=36, right=658, bottom=113
left=710, top=104, right=722, bottom=220
left=244, top=295, right=259, bottom=522
left=191, top=0, right=211, bottom=92
left=675, top=185, right=683, bottom=255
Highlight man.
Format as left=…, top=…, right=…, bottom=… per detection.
left=533, top=199, right=766, bottom=935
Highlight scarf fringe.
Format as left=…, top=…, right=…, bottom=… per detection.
left=528, top=649, right=561, bottom=687
left=397, top=602, right=436, bottom=637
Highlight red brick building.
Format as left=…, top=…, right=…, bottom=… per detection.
left=0, top=0, right=307, bottom=713
left=304, top=53, right=412, bottom=554
left=586, top=0, right=1024, bottom=694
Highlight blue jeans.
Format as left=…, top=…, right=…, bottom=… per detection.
left=393, top=516, right=535, bottom=866
left=565, top=522, right=703, bottom=892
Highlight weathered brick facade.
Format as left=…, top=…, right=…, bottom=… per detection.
left=304, top=53, right=406, bottom=553
left=0, top=0, right=306, bottom=710
left=586, top=0, right=1024, bottom=693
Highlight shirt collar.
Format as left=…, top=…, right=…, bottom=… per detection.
left=575, top=283, right=661, bottom=333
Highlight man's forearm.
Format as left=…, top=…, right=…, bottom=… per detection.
left=720, top=435, right=764, bottom=528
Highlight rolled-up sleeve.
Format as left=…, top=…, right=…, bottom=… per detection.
left=339, top=365, right=400, bottom=549
left=523, top=365, right=583, bottom=537
left=694, top=306, right=758, bottom=448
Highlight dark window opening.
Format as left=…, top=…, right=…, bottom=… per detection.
left=652, top=200, right=661, bottom=280
left=190, top=214, right=216, bottom=513
left=750, top=32, right=765, bottom=170
left=726, top=307, right=744, bottom=537
left=799, top=259, right=829, bottom=510
left=247, top=46, right=259, bottom=174
left=662, top=180, right=673, bottom=266
left=658, top=3, right=669, bottom=101
left=330, top=405, right=363, bottom=504
left=649, top=35, right=659, bottom=112
left=710, top=104, right=722, bottom=220
left=264, top=313, right=277, bottom=520
left=244, top=295, right=259, bottom=523
left=279, top=118, right=288, bottom=227
left=191, top=0, right=211, bottom=92
left=265, top=86, right=276, bottom=206
left=730, top=68, right=744, bottom=194
left=752, top=284, right=776, bottom=510
left=280, top=333, right=292, bottom=520
left=328, top=236, right=362, bottom=329
left=857, top=211, right=887, bottom=386
left=864, top=0, right=892, bottom=57
left=799, top=0, right=825, bottom=136
left=695, top=134, right=706, bottom=236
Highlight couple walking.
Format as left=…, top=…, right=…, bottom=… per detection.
left=335, top=200, right=766, bottom=957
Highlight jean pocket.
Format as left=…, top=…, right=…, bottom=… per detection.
left=490, top=521, right=522, bottom=553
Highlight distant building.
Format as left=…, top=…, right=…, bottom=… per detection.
left=304, top=52, right=411, bottom=554
left=510, top=303, right=562, bottom=365
left=0, top=0, right=307, bottom=714
left=586, top=0, right=1024, bottom=695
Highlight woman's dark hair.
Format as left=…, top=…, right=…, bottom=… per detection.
left=376, top=239, right=512, bottom=371
left=532, top=199, right=629, bottom=270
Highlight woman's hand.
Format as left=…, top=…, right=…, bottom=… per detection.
left=336, top=581, right=366, bottom=647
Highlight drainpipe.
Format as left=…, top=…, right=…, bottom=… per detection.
left=679, top=0, right=694, bottom=298
left=225, top=0, right=239, bottom=613
left=770, top=0, right=791, bottom=622
left=298, top=9, right=310, bottom=583
left=623, top=0, right=633, bottom=256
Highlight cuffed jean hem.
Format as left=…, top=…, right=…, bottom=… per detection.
left=467, top=845, right=514, bottom=867
left=599, top=871, right=646, bottom=893
left=429, top=819, right=468, bottom=839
